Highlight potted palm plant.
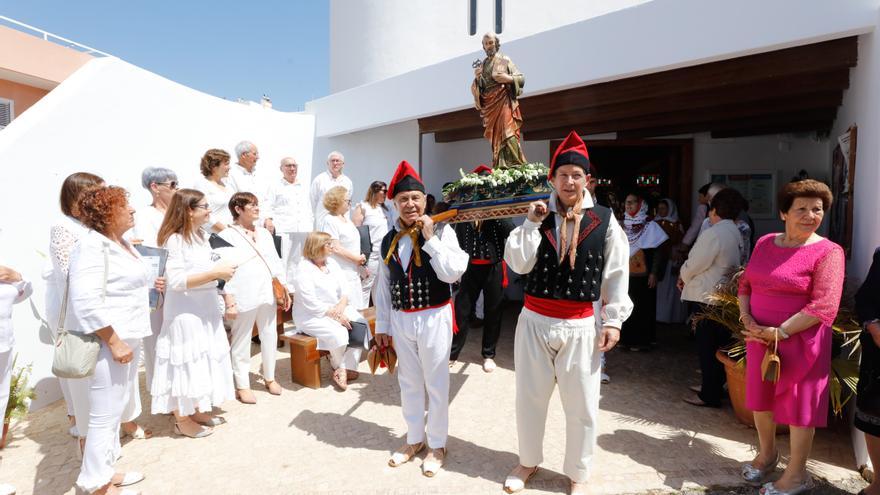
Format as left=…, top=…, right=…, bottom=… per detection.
left=694, top=268, right=861, bottom=427
left=2, top=355, right=36, bottom=449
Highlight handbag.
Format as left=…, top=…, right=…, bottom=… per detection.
left=51, top=247, right=109, bottom=379
left=230, top=227, right=289, bottom=307
left=629, top=249, right=647, bottom=275
left=347, top=321, right=369, bottom=349
left=761, top=328, right=781, bottom=382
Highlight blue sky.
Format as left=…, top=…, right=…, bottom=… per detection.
left=0, top=0, right=329, bottom=111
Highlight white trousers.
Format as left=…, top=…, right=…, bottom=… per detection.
left=229, top=303, right=277, bottom=388
left=514, top=308, right=600, bottom=483
left=361, top=251, right=380, bottom=305
left=141, top=306, right=163, bottom=391
left=390, top=304, right=453, bottom=449
left=281, top=232, right=308, bottom=290
left=328, top=344, right=362, bottom=371
left=77, top=339, right=141, bottom=493
left=0, top=350, right=10, bottom=427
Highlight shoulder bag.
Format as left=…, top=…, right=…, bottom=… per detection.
left=231, top=227, right=288, bottom=307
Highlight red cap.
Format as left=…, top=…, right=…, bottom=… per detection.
left=472, top=164, right=492, bottom=175
left=549, top=131, right=591, bottom=178
left=388, top=160, right=425, bottom=198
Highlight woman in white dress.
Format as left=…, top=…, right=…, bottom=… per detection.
left=152, top=189, right=236, bottom=438
left=70, top=185, right=163, bottom=495
left=194, top=149, right=233, bottom=234
left=321, top=186, right=367, bottom=309
left=219, top=192, right=290, bottom=404
left=352, top=180, right=390, bottom=304
left=293, top=232, right=365, bottom=391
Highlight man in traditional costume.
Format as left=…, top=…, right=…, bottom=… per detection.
left=449, top=164, right=515, bottom=372
left=374, top=160, right=469, bottom=477
left=503, top=131, right=633, bottom=494
left=471, top=32, right=527, bottom=168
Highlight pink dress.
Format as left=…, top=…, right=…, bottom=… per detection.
left=739, top=233, right=844, bottom=427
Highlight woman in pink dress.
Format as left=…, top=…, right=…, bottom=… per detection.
left=737, top=179, right=844, bottom=494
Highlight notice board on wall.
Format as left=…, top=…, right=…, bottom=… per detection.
left=707, top=171, right=777, bottom=219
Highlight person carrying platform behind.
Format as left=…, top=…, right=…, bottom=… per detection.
left=373, top=160, right=469, bottom=477
left=503, top=131, right=632, bottom=495
left=449, top=164, right=515, bottom=373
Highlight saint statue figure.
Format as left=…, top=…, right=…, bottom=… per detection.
left=471, top=32, right=527, bottom=168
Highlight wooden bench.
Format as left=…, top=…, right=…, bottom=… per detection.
left=279, top=307, right=376, bottom=389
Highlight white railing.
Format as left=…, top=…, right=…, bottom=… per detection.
left=0, top=15, right=111, bottom=57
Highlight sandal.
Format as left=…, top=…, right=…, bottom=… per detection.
left=331, top=368, right=348, bottom=391
left=503, top=465, right=538, bottom=493
left=121, top=423, right=152, bottom=440
left=422, top=447, right=446, bottom=477
left=173, top=418, right=213, bottom=439
left=346, top=370, right=359, bottom=381
left=112, top=471, right=145, bottom=487
left=388, top=442, right=425, bottom=467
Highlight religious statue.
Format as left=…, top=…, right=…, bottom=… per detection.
left=471, top=32, right=527, bottom=168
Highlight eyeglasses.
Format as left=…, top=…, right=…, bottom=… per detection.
left=193, top=203, right=210, bottom=210
left=344, top=198, right=352, bottom=204
left=377, top=189, right=387, bottom=193
left=156, top=181, right=178, bottom=189
left=281, top=163, right=298, bottom=168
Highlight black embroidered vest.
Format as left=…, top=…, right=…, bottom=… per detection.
left=454, top=218, right=514, bottom=264
left=524, top=205, right=611, bottom=302
left=380, top=229, right=451, bottom=310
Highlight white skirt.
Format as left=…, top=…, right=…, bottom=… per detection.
left=151, top=289, right=234, bottom=415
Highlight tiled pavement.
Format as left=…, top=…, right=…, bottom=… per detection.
left=0, top=304, right=868, bottom=494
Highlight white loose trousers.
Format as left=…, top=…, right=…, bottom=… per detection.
left=77, top=339, right=141, bottom=493
left=229, top=303, right=277, bottom=388
left=391, top=304, right=454, bottom=448
left=514, top=308, right=601, bottom=483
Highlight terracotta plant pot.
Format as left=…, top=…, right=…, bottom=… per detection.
left=716, top=350, right=755, bottom=427
left=1, top=419, right=9, bottom=449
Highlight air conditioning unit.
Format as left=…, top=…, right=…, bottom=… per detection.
left=0, top=98, right=13, bottom=130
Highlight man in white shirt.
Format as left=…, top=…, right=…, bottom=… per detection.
left=310, top=150, right=353, bottom=229
left=227, top=140, right=274, bottom=233
left=266, top=157, right=313, bottom=290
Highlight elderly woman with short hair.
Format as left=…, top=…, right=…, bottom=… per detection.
left=70, top=185, right=164, bottom=495
left=679, top=188, right=745, bottom=408
left=292, top=232, right=365, bottom=391
left=218, top=192, right=289, bottom=404
left=738, top=179, right=845, bottom=494
left=195, top=149, right=233, bottom=233
left=321, top=185, right=367, bottom=309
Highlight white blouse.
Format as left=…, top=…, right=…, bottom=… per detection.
left=69, top=231, right=152, bottom=340
left=0, top=277, right=32, bottom=352
left=292, top=258, right=348, bottom=321
left=194, top=176, right=234, bottom=232
left=322, top=215, right=361, bottom=272
left=217, top=225, right=283, bottom=312
left=44, top=216, right=89, bottom=334
left=163, top=232, right=217, bottom=292
left=129, top=205, right=166, bottom=247
left=358, top=201, right=390, bottom=255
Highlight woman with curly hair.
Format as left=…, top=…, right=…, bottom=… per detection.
left=70, top=185, right=164, bottom=494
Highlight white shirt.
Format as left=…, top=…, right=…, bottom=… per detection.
left=163, top=232, right=217, bottom=292
left=504, top=192, right=633, bottom=330
left=267, top=178, right=313, bottom=233
left=310, top=170, right=353, bottom=228
left=44, top=216, right=89, bottom=334
left=194, top=176, right=234, bottom=232
left=129, top=205, right=165, bottom=247
left=217, top=225, right=283, bottom=312
left=374, top=223, right=469, bottom=335
left=0, top=277, right=32, bottom=352
left=680, top=219, right=743, bottom=304
left=69, top=231, right=152, bottom=339
left=358, top=201, right=390, bottom=255
left=321, top=215, right=362, bottom=273
left=228, top=163, right=272, bottom=224
left=696, top=215, right=752, bottom=265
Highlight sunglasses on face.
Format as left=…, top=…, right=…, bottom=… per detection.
left=157, top=181, right=178, bottom=189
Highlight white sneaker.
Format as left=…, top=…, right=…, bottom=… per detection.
left=601, top=372, right=611, bottom=384
left=482, top=358, right=497, bottom=373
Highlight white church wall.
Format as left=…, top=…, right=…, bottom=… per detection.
left=329, top=0, right=650, bottom=92
left=313, top=0, right=878, bottom=138
left=0, top=57, right=316, bottom=409
left=831, top=28, right=880, bottom=280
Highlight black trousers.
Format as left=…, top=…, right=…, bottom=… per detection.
left=621, top=275, right=656, bottom=347
left=692, top=302, right=734, bottom=406
left=450, top=262, right=504, bottom=359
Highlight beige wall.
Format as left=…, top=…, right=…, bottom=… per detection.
left=0, top=79, right=49, bottom=117
left=0, top=25, right=93, bottom=89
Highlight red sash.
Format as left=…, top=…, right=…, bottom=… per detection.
left=524, top=295, right=595, bottom=319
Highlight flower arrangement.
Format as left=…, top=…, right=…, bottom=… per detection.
left=694, top=268, right=861, bottom=416
left=442, top=162, right=550, bottom=203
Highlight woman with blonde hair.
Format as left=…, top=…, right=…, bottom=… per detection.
left=152, top=189, right=236, bottom=437
left=292, top=232, right=365, bottom=391
left=321, top=186, right=367, bottom=309
left=353, top=181, right=390, bottom=304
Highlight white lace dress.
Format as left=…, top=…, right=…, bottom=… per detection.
left=151, top=233, right=234, bottom=415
